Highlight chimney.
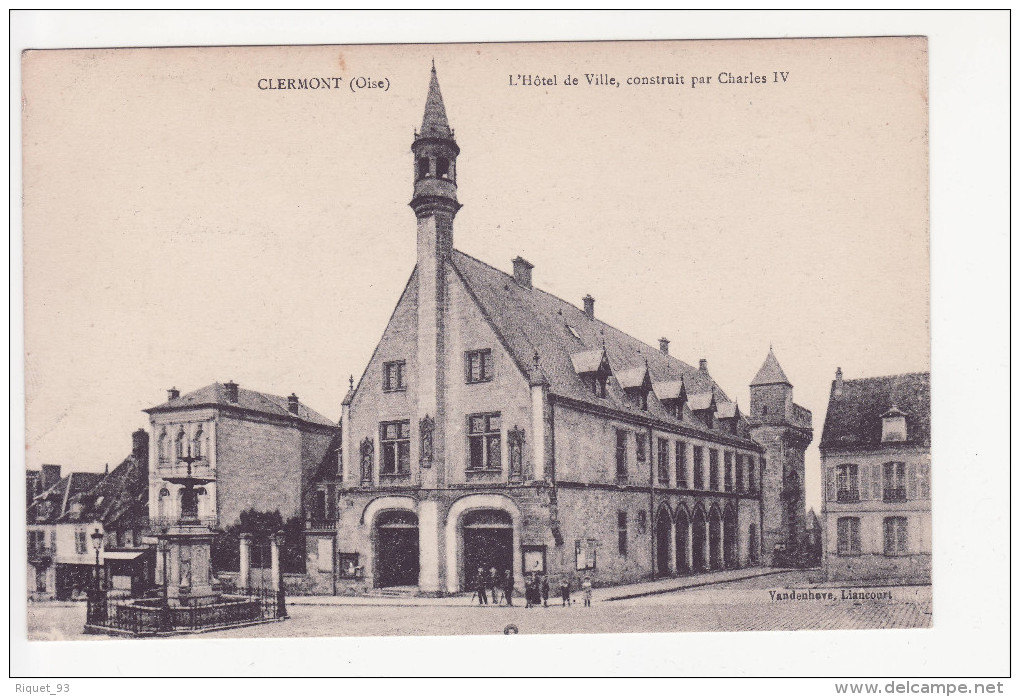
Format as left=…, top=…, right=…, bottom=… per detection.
left=583, top=294, right=595, bottom=320
left=659, top=337, right=670, bottom=355
left=512, top=256, right=534, bottom=289
left=288, top=393, right=300, bottom=415
left=225, top=380, right=239, bottom=403
left=132, top=428, right=149, bottom=456
left=104, top=463, right=109, bottom=475
left=834, top=367, right=844, bottom=397
left=167, top=386, right=180, bottom=401
left=42, top=464, right=62, bottom=489
left=699, top=358, right=708, bottom=373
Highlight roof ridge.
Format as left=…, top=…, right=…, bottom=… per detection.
left=840, top=371, right=930, bottom=383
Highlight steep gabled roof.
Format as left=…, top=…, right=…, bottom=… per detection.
left=420, top=64, right=452, bottom=138
left=451, top=250, right=741, bottom=437
left=28, top=471, right=104, bottom=524
left=820, top=372, right=930, bottom=450
left=145, top=382, right=335, bottom=427
left=751, top=348, right=791, bottom=386
left=64, top=449, right=149, bottom=529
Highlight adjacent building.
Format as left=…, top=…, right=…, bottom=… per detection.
left=303, top=67, right=811, bottom=596
left=819, top=370, right=931, bottom=583
left=144, top=381, right=337, bottom=531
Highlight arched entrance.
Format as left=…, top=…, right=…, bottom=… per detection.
left=675, top=508, right=691, bottom=574
left=374, top=510, right=419, bottom=588
left=655, top=508, right=673, bottom=575
left=461, top=509, right=513, bottom=591
left=709, top=507, right=723, bottom=571
left=724, top=505, right=739, bottom=569
left=692, top=508, right=708, bottom=573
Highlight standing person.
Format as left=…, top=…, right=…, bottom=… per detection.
left=475, top=567, right=488, bottom=605
left=541, top=574, right=550, bottom=608
left=559, top=577, right=571, bottom=607
left=489, top=567, right=500, bottom=605
left=524, top=574, right=534, bottom=609
left=582, top=574, right=593, bottom=608
left=502, top=569, right=514, bottom=607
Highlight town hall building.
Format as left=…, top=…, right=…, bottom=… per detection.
left=304, top=67, right=811, bottom=595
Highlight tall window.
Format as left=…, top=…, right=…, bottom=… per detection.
left=617, top=511, right=628, bottom=555
left=883, top=462, right=907, bottom=502
left=615, top=430, right=628, bottom=482
left=467, top=413, right=501, bottom=470
left=636, top=434, right=647, bottom=466
left=657, top=438, right=670, bottom=484
left=836, top=517, right=861, bottom=555
left=693, top=446, right=704, bottom=489
left=676, top=441, right=688, bottom=488
left=724, top=451, right=734, bottom=492
left=75, top=529, right=87, bottom=555
left=836, top=464, right=860, bottom=502
left=709, top=449, right=720, bottom=491
left=379, top=420, right=411, bottom=475
left=748, top=455, right=757, bottom=493
left=883, top=517, right=908, bottom=555
left=465, top=349, right=494, bottom=384
left=735, top=454, right=745, bottom=492
left=382, top=361, right=406, bottom=392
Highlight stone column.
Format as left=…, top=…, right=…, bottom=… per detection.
left=239, top=532, right=251, bottom=590
left=685, top=523, right=694, bottom=572
left=270, top=532, right=283, bottom=592
left=418, top=499, right=441, bottom=594
left=668, top=519, right=677, bottom=573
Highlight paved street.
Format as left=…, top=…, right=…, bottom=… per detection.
left=26, top=571, right=931, bottom=640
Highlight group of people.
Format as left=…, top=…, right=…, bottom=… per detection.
left=472, top=567, right=594, bottom=608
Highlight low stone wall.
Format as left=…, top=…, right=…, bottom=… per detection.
left=824, top=553, right=931, bottom=584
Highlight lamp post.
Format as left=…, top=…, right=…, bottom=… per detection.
left=90, top=526, right=105, bottom=592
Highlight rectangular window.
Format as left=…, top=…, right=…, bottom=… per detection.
left=382, top=360, right=406, bottom=392
left=617, top=511, right=628, bottom=555
left=338, top=553, right=360, bottom=579
left=75, top=529, right=87, bottom=555
left=735, top=454, right=745, bottom=492
left=465, top=349, right=494, bottom=384
left=615, top=430, right=628, bottom=482
left=837, top=517, right=861, bottom=555
left=467, top=413, right=501, bottom=471
left=724, top=451, right=734, bottom=492
left=379, top=420, right=411, bottom=475
left=883, top=517, right=908, bottom=555
left=747, top=455, right=757, bottom=493
left=676, top=441, right=688, bottom=488
left=693, top=446, right=704, bottom=489
left=836, top=464, right=860, bottom=502
left=575, top=539, right=597, bottom=571
left=883, top=462, right=907, bottom=502
left=709, top=449, right=720, bottom=491
left=657, top=438, right=670, bottom=484
left=635, top=434, right=647, bottom=465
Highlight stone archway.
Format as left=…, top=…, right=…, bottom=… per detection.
left=675, top=506, right=691, bottom=574
left=445, top=494, right=523, bottom=594
left=724, top=504, right=739, bottom=569
left=361, top=496, right=417, bottom=588
left=692, top=506, right=708, bottom=573
left=655, top=505, right=674, bottom=576
left=374, top=510, right=420, bottom=588
left=709, top=506, right=723, bottom=571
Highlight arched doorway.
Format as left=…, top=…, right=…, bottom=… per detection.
left=692, top=507, right=708, bottom=573
left=709, top=507, right=723, bottom=571
left=374, top=510, right=419, bottom=588
left=461, top=509, right=513, bottom=591
left=749, top=523, right=760, bottom=564
left=655, top=508, right=673, bottom=575
left=675, top=507, right=691, bottom=574
left=724, top=505, right=739, bottom=569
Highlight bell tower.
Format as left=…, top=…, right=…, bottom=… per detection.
left=410, top=62, right=461, bottom=237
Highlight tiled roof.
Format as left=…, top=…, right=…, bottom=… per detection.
left=27, top=471, right=104, bottom=523
left=310, top=432, right=343, bottom=483
left=651, top=380, right=685, bottom=402
left=65, top=450, right=149, bottom=528
left=145, top=382, right=335, bottom=427
left=820, top=372, right=930, bottom=450
left=751, top=348, right=791, bottom=386
left=419, top=65, right=452, bottom=138
left=451, top=250, right=741, bottom=437
left=687, top=391, right=716, bottom=412
left=716, top=400, right=739, bottom=419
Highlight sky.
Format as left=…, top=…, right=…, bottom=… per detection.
left=21, top=38, right=930, bottom=513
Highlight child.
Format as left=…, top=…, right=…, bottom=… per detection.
left=559, top=577, right=571, bottom=607
left=582, top=574, right=593, bottom=607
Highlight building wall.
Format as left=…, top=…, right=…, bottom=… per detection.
left=821, top=444, right=931, bottom=583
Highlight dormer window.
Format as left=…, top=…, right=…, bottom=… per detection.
left=617, top=366, right=652, bottom=411
left=571, top=348, right=612, bottom=400
left=881, top=406, right=907, bottom=442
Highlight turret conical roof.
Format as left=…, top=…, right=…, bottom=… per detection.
left=751, top=348, right=791, bottom=386
left=420, top=64, right=452, bottom=138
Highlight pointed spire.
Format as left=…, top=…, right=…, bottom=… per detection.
left=420, top=63, right=452, bottom=138
left=751, top=347, right=791, bottom=387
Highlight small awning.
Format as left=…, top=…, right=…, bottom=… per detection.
left=103, top=550, right=146, bottom=561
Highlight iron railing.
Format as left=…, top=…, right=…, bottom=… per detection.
left=149, top=515, right=219, bottom=530
left=85, top=586, right=285, bottom=636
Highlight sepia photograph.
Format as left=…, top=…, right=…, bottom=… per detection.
left=11, top=10, right=1010, bottom=684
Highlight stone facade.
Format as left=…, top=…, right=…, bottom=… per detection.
left=305, top=67, right=792, bottom=596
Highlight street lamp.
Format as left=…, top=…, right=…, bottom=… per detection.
left=90, top=526, right=105, bottom=592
